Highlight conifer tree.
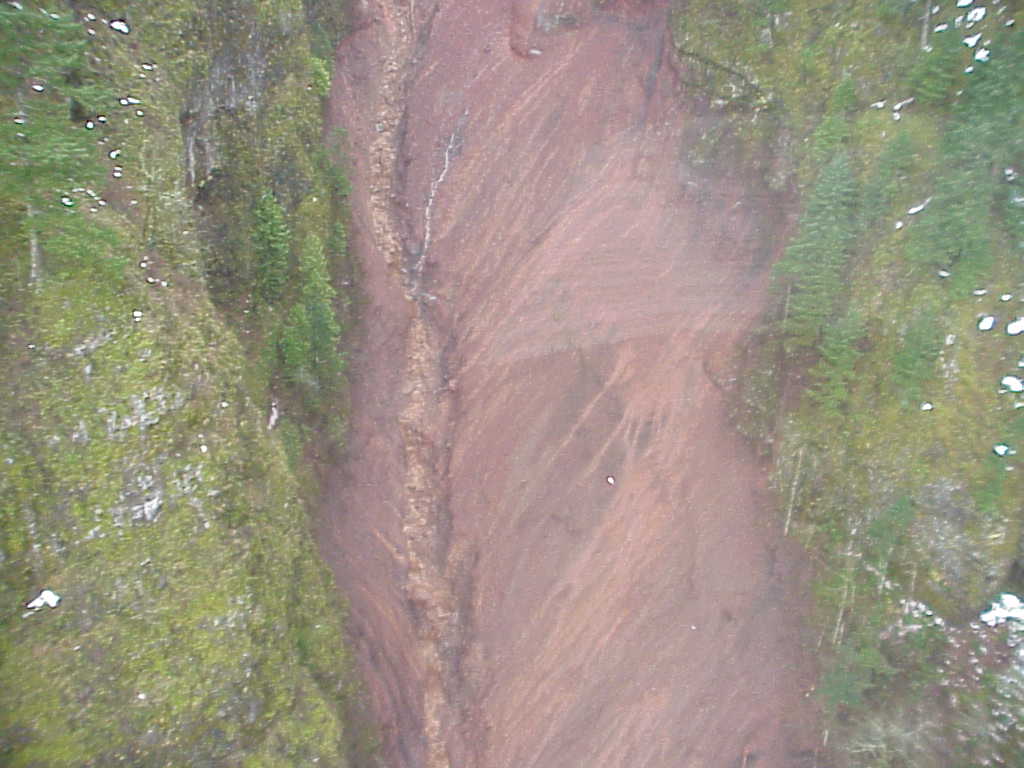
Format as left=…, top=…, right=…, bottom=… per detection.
left=253, top=190, right=290, bottom=305
left=0, top=2, right=114, bottom=286
left=809, top=310, right=864, bottom=416
left=297, top=234, right=342, bottom=381
left=775, top=152, right=858, bottom=351
left=279, top=302, right=312, bottom=385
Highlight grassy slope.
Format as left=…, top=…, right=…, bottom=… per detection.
left=673, top=0, right=1022, bottom=764
left=0, top=2, right=367, bottom=766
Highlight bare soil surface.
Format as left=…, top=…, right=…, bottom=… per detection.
left=320, top=2, right=820, bottom=767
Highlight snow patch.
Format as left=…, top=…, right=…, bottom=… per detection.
left=964, top=32, right=982, bottom=47
left=908, top=197, right=932, bottom=215
left=975, top=47, right=991, bottom=62
left=25, top=589, right=60, bottom=610
left=1001, top=375, right=1023, bottom=393
left=982, top=594, right=1024, bottom=627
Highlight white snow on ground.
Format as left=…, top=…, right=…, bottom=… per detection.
left=25, top=589, right=60, bottom=610
left=1001, top=375, right=1023, bottom=392
left=975, top=47, right=991, bottom=62
left=908, top=197, right=932, bottom=215
left=966, top=7, right=987, bottom=24
left=978, top=314, right=996, bottom=331
left=964, top=32, right=983, bottom=46
left=982, top=593, right=1024, bottom=627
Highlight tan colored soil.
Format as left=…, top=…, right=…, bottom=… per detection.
left=320, top=2, right=820, bottom=766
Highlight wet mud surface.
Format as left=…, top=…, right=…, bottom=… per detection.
left=321, top=2, right=819, bottom=766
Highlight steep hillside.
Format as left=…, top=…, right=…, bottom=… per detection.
left=0, top=2, right=367, bottom=765
left=673, top=0, right=1023, bottom=763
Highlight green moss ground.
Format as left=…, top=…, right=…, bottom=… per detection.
left=1, top=1, right=367, bottom=765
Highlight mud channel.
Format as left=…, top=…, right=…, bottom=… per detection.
left=319, top=2, right=820, bottom=766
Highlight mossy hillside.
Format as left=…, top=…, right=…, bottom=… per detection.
left=1, top=1, right=364, bottom=765
left=673, top=0, right=924, bottom=181
left=673, top=1, right=1022, bottom=763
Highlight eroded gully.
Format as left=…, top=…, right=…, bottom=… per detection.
left=319, top=2, right=819, bottom=767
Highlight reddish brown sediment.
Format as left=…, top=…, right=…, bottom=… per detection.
left=320, top=2, right=819, bottom=766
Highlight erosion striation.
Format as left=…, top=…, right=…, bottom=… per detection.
left=321, top=1, right=819, bottom=766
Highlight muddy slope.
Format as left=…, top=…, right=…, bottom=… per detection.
left=321, top=2, right=818, bottom=767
